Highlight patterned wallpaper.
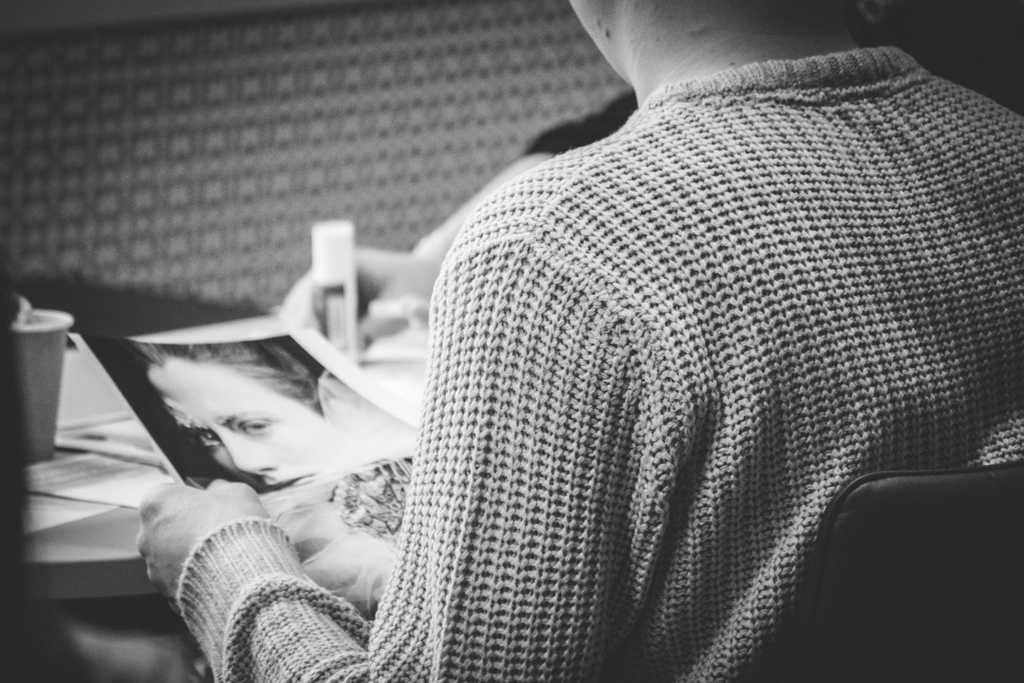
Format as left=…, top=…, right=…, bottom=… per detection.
left=0, top=0, right=624, bottom=308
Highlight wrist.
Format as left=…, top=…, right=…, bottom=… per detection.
left=176, top=518, right=306, bottom=638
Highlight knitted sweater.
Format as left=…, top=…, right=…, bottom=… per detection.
left=177, top=47, right=1024, bottom=682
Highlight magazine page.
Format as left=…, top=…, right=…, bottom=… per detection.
left=78, top=332, right=418, bottom=531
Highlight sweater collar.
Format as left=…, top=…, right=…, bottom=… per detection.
left=643, top=46, right=925, bottom=109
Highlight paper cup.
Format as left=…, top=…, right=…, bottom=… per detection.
left=10, top=309, right=74, bottom=462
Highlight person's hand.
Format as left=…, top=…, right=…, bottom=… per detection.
left=356, top=247, right=436, bottom=343
left=275, top=502, right=397, bottom=616
left=277, top=246, right=439, bottom=345
left=278, top=270, right=317, bottom=330
left=137, top=480, right=269, bottom=599
left=355, top=246, right=437, bottom=311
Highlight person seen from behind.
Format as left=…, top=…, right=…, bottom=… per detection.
left=138, top=0, right=1024, bottom=680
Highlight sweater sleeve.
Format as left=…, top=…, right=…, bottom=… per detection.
left=178, top=224, right=672, bottom=682
left=369, top=227, right=671, bottom=680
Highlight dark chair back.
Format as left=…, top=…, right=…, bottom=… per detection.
left=796, top=460, right=1024, bottom=682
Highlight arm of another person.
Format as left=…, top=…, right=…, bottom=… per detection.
left=277, top=153, right=551, bottom=339
left=279, top=90, right=636, bottom=337
left=144, top=214, right=684, bottom=681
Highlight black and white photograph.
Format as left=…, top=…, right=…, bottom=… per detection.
left=3, top=0, right=1024, bottom=681
left=83, top=334, right=414, bottom=496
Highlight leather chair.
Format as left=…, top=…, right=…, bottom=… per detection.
left=795, top=459, right=1024, bottom=682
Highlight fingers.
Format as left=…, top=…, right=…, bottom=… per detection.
left=135, top=527, right=148, bottom=557
left=205, top=479, right=262, bottom=505
left=135, top=479, right=270, bottom=601
left=356, top=266, right=386, bottom=317
left=355, top=247, right=411, bottom=316
left=280, top=251, right=411, bottom=326
left=360, top=314, right=409, bottom=346
left=138, top=482, right=186, bottom=522
left=205, top=478, right=249, bottom=492
left=138, top=482, right=184, bottom=557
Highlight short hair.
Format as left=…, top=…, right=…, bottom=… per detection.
left=844, top=0, right=1024, bottom=115
left=844, top=0, right=908, bottom=46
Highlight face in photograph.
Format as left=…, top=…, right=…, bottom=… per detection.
left=147, top=356, right=415, bottom=492
left=148, top=357, right=348, bottom=490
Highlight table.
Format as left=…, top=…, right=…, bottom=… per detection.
left=25, top=506, right=156, bottom=599
left=24, top=311, right=428, bottom=600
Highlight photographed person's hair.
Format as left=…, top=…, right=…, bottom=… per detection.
left=86, top=335, right=333, bottom=487
left=136, top=338, right=325, bottom=412
left=133, top=338, right=332, bottom=487
left=83, top=337, right=233, bottom=482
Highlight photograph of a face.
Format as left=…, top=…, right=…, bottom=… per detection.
left=82, top=335, right=416, bottom=506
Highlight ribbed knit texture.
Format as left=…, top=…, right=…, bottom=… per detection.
left=178, top=46, right=1024, bottom=681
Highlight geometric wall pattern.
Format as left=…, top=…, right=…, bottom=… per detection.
left=0, top=0, right=625, bottom=308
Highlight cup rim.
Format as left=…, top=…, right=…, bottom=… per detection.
left=9, top=308, right=75, bottom=333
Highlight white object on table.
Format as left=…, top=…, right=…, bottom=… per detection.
left=58, top=337, right=133, bottom=430
left=23, top=495, right=118, bottom=533
left=25, top=452, right=174, bottom=509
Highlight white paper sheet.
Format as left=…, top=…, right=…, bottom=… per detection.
left=25, top=452, right=174, bottom=509
left=58, top=341, right=133, bottom=430
left=23, top=494, right=117, bottom=533
left=57, top=417, right=163, bottom=467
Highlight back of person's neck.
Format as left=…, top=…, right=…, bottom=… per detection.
left=625, top=27, right=860, bottom=105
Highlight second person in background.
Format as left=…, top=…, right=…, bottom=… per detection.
left=278, top=92, right=638, bottom=344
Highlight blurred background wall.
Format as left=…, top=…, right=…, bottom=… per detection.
left=0, top=0, right=625, bottom=310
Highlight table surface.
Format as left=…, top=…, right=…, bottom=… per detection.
left=24, top=312, right=428, bottom=600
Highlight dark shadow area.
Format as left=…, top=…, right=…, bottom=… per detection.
left=850, top=0, right=1024, bottom=115
left=796, top=462, right=1024, bottom=682
left=4, top=259, right=212, bottom=682
left=16, top=277, right=266, bottom=337
left=52, top=596, right=209, bottom=683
